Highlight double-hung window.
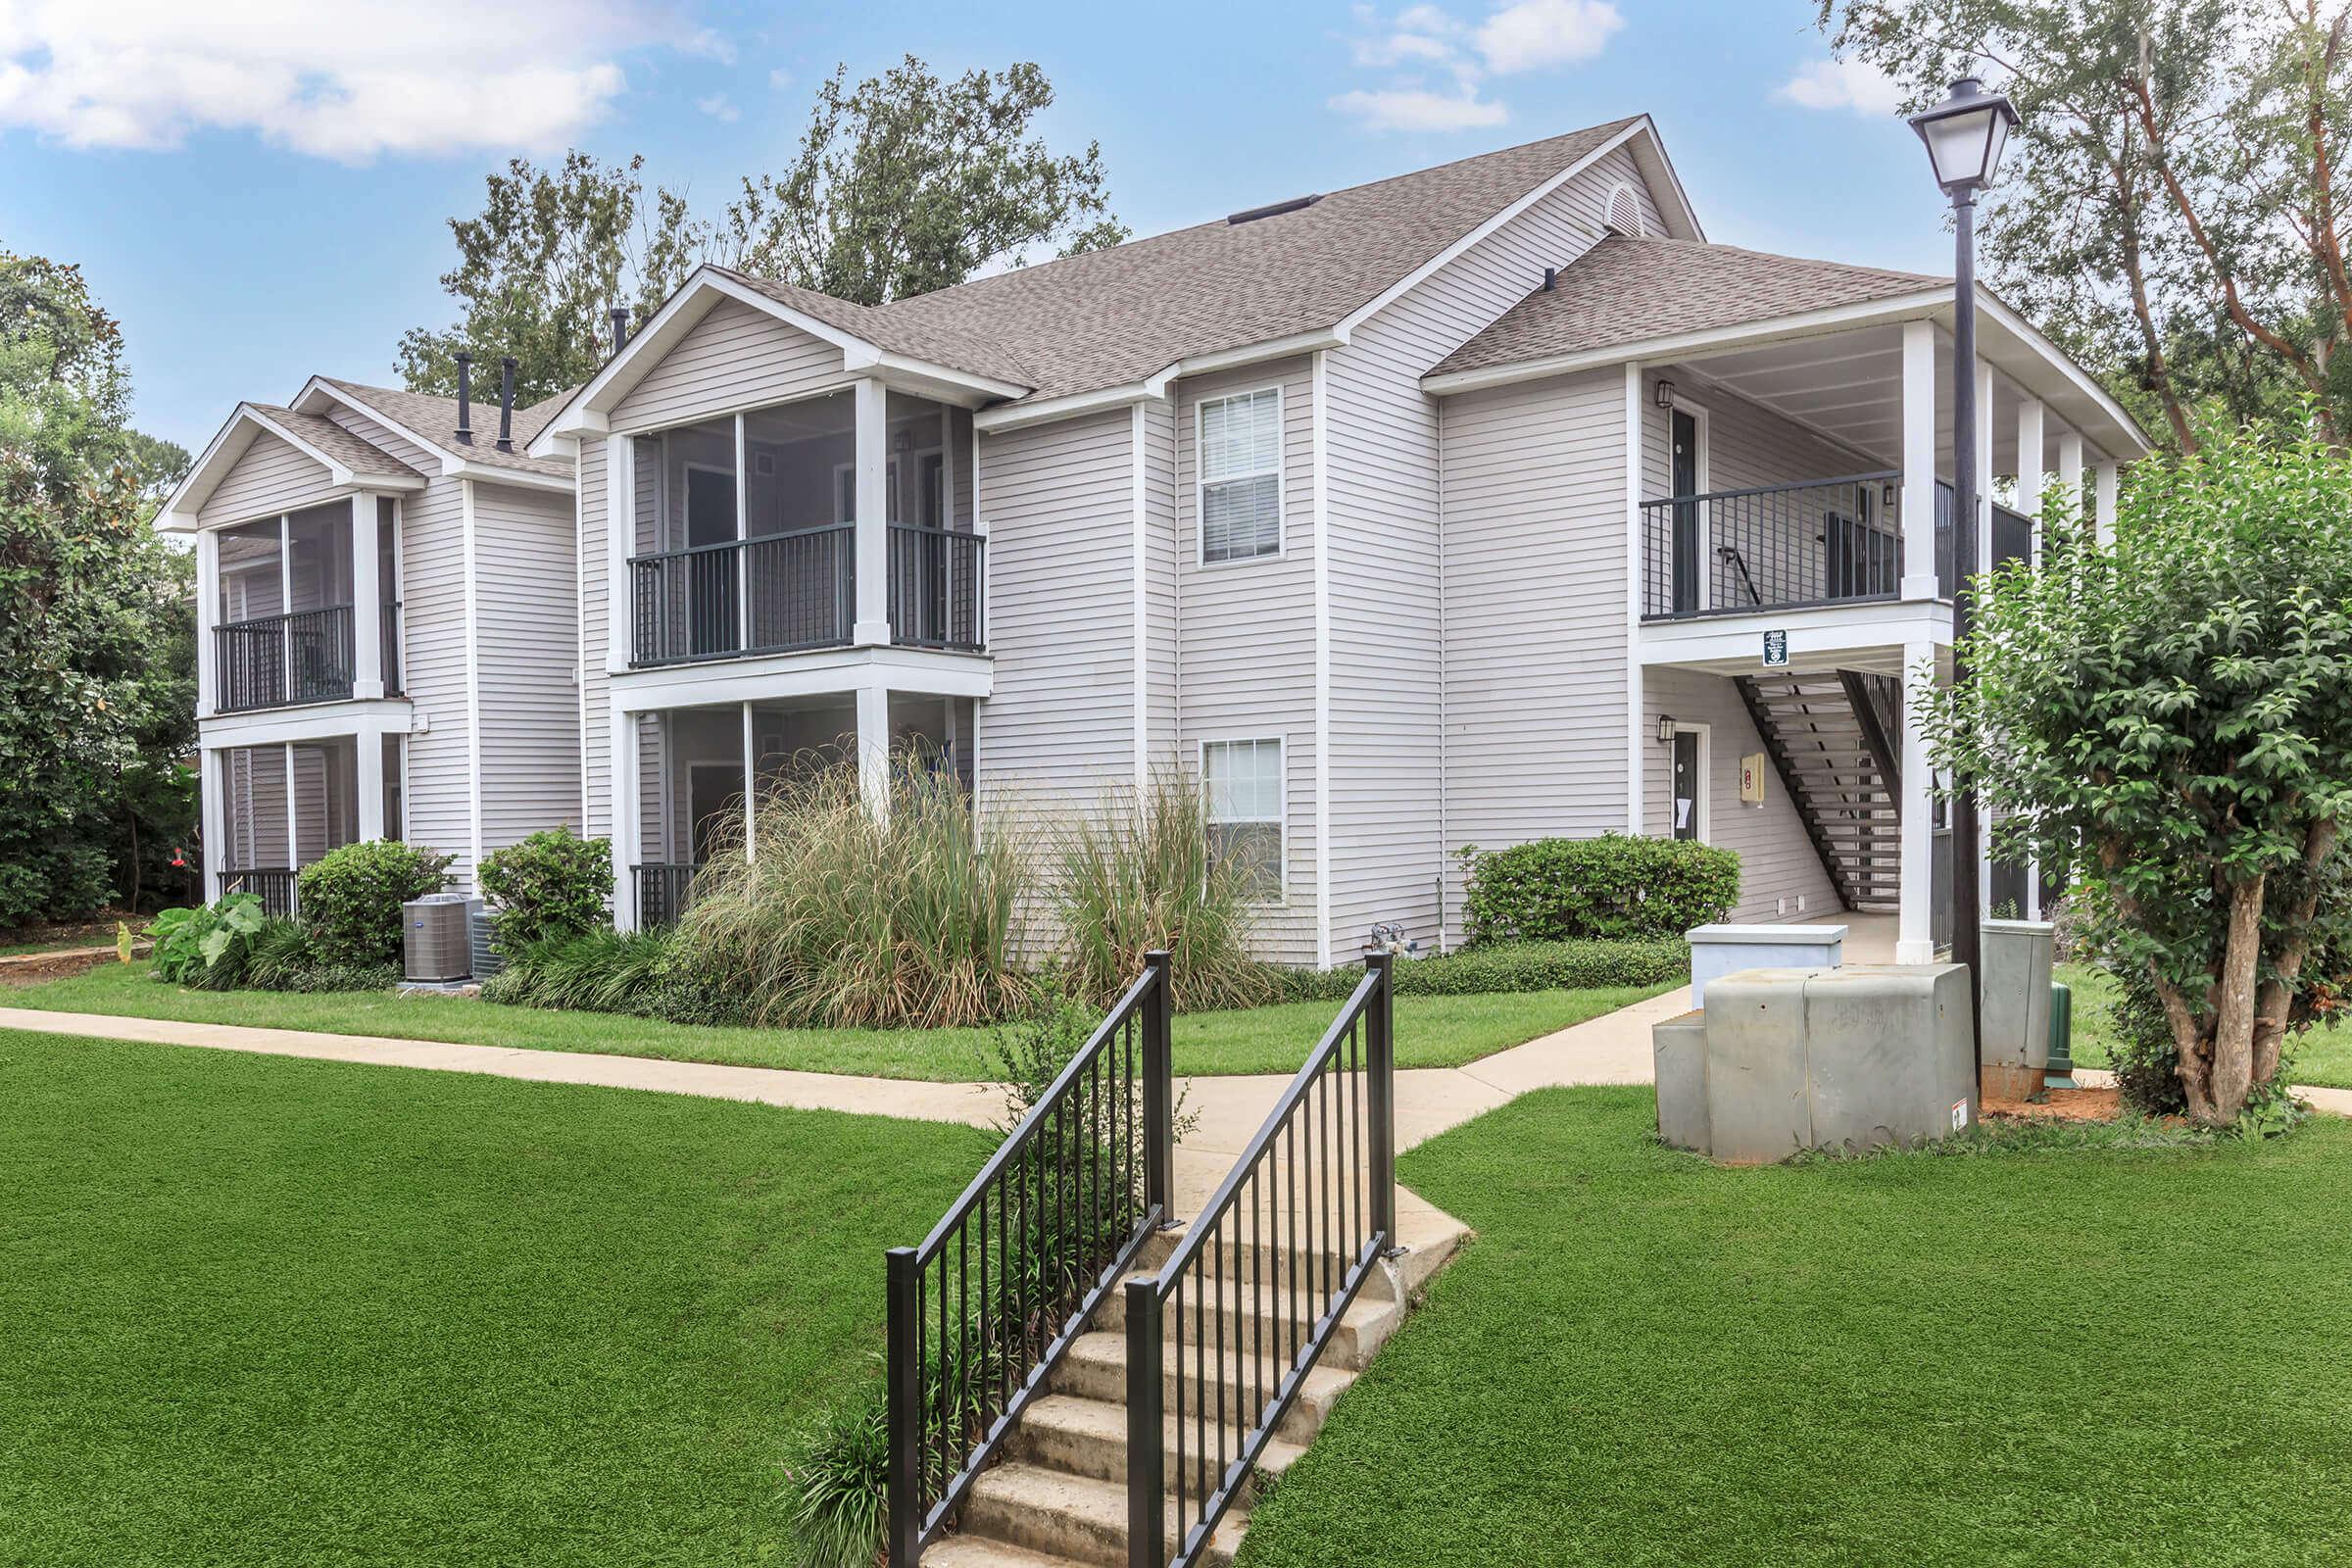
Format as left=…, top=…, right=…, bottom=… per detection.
left=1203, top=737, right=1284, bottom=902
left=1198, top=388, right=1282, bottom=564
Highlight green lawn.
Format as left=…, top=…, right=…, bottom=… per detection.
left=7, top=960, right=1670, bottom=1080
left=0, top=933, right=114, bottom=957
left=2059, top=961, right=2352, bottom=1091
left=0, top=1027, right=984, bottom=1567
left=1240, top=1086, right=2352, bottom=1568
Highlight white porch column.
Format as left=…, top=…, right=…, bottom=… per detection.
left=2093, top=462, right=2120, bottom=547
left=201, top=744, right=226, bottom=903
left=357, top=723, right=385, bottom=843
left=2056, top=431, right=2083, bottom=538
left=195, top=528, right=220, bottom=719
left=612, top=701, right=640, bottom=931
left=2014, top=397, right=2045, bottom=559
left=1896, top=640, right=1937, bottom=964
left=1622, top=361, right=1644, bottom=832
left=282, top=742, right=299, bottom=868
left=741, top=700, right=757, bottom=862
left=606, top=436, right=632, bottom=672
left=1899, top=320, right=1938, bottom=600
left=853, top=377, right=891, bottom=645
left=856, top=683, right=891, bottom=824
left=352, top=492, right=384, bottom=700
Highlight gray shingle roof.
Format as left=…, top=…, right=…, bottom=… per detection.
left=865, top=116, right=1648, bottom=403
left=322, top=378, right=577, bottom=480
left=712, top=270, right=1038, bottom=387
left=1431, top=236, right=1944, bottom=377
left=247, top=405, right=420, bottom=480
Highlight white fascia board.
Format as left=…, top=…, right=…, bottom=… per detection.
left=845, top=345, right=1030, bottom=404
left=152, top=405, right=255, bottom=531
left=196, top=697, right=415, bottom=748
left=975, top=380, right=1155, bottom=433
left=1337, top=120, right=1653, bottom=339
left=159, top=401, right=426, bottom=530
left=611, top=644, right=995, bottom=711
left=1637, top=599, right=1953, bottom=670
left=1419, top=290, right=1952, bottom=396
left=1624, top=121, right=1705, bottom=242
left=1975, top=290, right=2154, bottom=460
left=526, top=270, right=732, bottom=454
left=973, top=331, right=1333, bottom=435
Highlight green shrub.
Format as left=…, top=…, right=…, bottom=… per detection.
left=296, top=841, right=453, bottom=966
left=782, top=1379, right=891, bottom=1568
left=1274, top=937, right=1690, bottom=1002
left=2105, top=964, right=2188, bottom=1118
left=146, top=895, right=269, bottom=987
left=1052, top=766, right=1274, bottom=1014
left=1458, top=833, right=1740, bottom=945
left=478, top=827, right=612, bottom=954
left=679, top=764, right=1029, bottom=1029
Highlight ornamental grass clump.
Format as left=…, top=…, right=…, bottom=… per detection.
left=676, top=763, right=1030, bottom=1029
left=1050, top=765, right=1274, bottom=1013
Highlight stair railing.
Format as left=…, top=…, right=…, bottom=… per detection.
left=886, top=951, right=1175, bottom=1565
left=1125, top=952, right=1396, bottom=1568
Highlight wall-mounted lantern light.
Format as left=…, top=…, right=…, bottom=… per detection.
left=1653, top=379, right=1676, bottom=410
left=1657, top=714, right=1679, bottom=745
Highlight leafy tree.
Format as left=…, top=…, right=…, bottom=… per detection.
left=1815, top=0, right=2352, bottom=448
left=0, top=248, right=194, bottom=926
left=399, top=59, right=1127, bottom=399
left=1922, top=416, right=2352, bottom=1125
left=720, top=57, right=1129, bottom=304
left=396, top=152, right=706, bottom=406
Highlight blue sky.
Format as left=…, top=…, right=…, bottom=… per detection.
left=0, top=0, right=1941, bottom=457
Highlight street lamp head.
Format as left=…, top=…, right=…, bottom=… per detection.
left=1908, top=75, right=2018, bottom=199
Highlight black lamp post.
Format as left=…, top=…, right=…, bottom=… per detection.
left=1910, top=75, right=2018, bottom=1101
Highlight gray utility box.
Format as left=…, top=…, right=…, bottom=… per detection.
left=403, top=894, right=475, bottom=983
left=1656, top=964, right=1978, bottom=1164
left=1979, top=918, right=2054, bottom=1101
left=1687, top=923, right=1846, bottom=1008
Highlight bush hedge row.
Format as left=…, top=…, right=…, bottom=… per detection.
left=1458, top=833, right=1740, bottom=945
left=1274, top=937, right=1690, bottom=1003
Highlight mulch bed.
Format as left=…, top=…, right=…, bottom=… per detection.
left=1982, top=1084, right=2125, bottom=1123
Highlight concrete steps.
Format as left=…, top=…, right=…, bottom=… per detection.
left=929, top=1214, right=1466, bottom=1566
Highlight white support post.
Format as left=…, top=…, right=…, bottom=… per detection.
left=2056, top=430, right=2083, bottom=538
left=612, top=701, right=640, bottom=931
left=854, top=378, right=891, bottom=645
left=352, top=491, right=384, bottom=699
left=2014, top=397, right=2045, bottom=564
left=606, top=436, right=632, bottom=673
left=856, top=683, right=891, bottom=824
left=278, top=513, right=294, bottom=706
left=1896, top=640, right=1937, bottom=964
left=201, top=745, right=226, bottom=903
left=2093, top=462, right=2120, bottom=547
left=741, top=700, right=757, bottom=862
left=1623, top=362, right=1645, bottom=833
left=734, top=414, right=751, bottom=652
left=196, top=529, right=220, bottom=719
left=282, top=742, right=299, bottom=868
left=357, top=721, right=385, bottom=844
left=1899, top=320, right=1938, bottom=600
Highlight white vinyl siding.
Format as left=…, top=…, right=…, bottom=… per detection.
left=1642, top=669, right=1840, bottom=922
left=610, top=297, right=852, bottom=434
left=473, top=481, right=584, bottom=849
left=1197, top=388, right=1283, bottom=564
left=197, top=430, right=343, bottom=528
left=1203, top=737, right=1284, bottom=901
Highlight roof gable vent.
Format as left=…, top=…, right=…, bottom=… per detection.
left=1227, top=193, right=1322, bottom=225
left=1603, top=184, right=1644, bottom=238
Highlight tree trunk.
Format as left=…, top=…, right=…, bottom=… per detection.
left=2195, top=876, right=2269, bottom=1125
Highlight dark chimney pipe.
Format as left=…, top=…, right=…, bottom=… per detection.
left=454, top=353, right=474, bottom=444
left=1542, top=267, right=1556, bottom=292
left=610, top=306, right=630, bottom=357
left=497, top=357, right=516, bottom=452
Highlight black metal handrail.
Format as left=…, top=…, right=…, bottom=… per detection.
left=221, top=866, right=298, bottom=917
left=1125, top=952, right=1396, bottom=1568
left=214, top=605, right=355, bottom=710
left=887, top=525, right=986, bottom=652
left=887, top=952, right=1175, bottom=1565
left=1642, top=471, right=1907, bottom=620
left=633, top=861, right=703, bottom=928
left=628, top=525, right=858, bottom=666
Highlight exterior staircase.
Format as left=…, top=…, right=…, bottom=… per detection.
left=1733, top=670, right=1904, bottom=913
left=928, top=1222, right=1463, bottom=1568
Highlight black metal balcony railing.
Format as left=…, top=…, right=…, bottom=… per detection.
left=626, top=524, right=985, bottom=667
left=221, top=867, right=298, bottom=917
left=1642, top=472, right=1910, bottom=619
left=634, top=862, right=703, bottom=928
left=214, top=605, right=356, bottom=711
left=887, top=525, right=986, bottom=652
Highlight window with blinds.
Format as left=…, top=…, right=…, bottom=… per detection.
left=1198, top=388, right=1283, bottom=564
left=1203, top=736, right=1284, bottom=902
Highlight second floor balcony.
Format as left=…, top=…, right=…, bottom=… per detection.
left=619, top=384, right=987, bottom=671
left=211, top=499, right=402, bottom=714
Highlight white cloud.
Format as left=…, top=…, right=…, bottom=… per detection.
left=1472, top=0, right=1622, bottom=74
left=1334, top=1, right=1618, bottom=133
left=0, top=0, right=686, bottom=162
left=696, top=92, right=738, bottom=122
left=1776, top=56, right=1906, bottom=116
left=768, top=68, right=794, bottom=91
left=679, top=27, right=735, bottom=65
left=1330, top=86, right=1508, bottom=133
